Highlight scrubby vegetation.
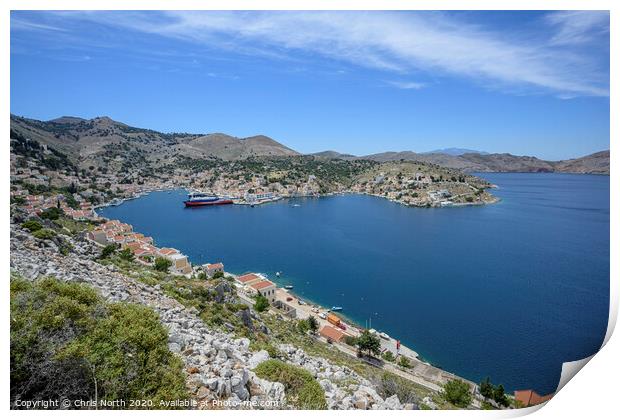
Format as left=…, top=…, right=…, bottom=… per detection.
left=10, top=275, right=188, bottom=409
left=154, top=257, right=172, bottom=272
left=21, top=219, right=43, bottom=232
left=479, top=377, right=509, bottom=407
left=32, top=228, right=57, bottom=240
left=254, top=360, right=327, bottom=409
left=253, top=295, right=269, bottom=312
left=441, top=379, right=472, bottom=408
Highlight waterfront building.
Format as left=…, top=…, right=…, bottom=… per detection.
left=158, top=247, right=181, bottom=257
left=237, top=273, right=262, bottom=285
left=204, top=262, right=224, bottom=277
left=169, top=253, right=192, bottom=275
left=249, top=280, right=277, bottom=303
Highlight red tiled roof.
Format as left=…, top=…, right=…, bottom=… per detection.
left=159, top=248, right=179, bottom=256
left=319, top=325, right=345, bottom=342
left=250, top=280, right=275, bottom=290
left=514, top=390, right=553, bottom=407
left=238, top=273, right=260, bottom=283
left=207, top=262, right=224, bottom=269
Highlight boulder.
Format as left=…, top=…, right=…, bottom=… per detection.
left=205, top=377, right=219, bottom=391
left=248, top=350, right=270, bottom=369
left=236, top=308, right=254, bottom=330
left=383, top=395, right=402, bottom=410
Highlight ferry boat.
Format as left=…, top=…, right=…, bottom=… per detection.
left=184, top=192, right=233, bottom=207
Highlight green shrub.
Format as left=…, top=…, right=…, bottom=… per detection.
left=398, top=355, right=411, bottom=368
left=382, top=351, right=395, bottom=362
left=154, top=257, right=172, bottom=272
left=40, top=207, right=64, bottom=220
left=10, top=275, right=188, bottom=407
left=118, top=247, right=134, bottom=262
left=343, top=335, right=358, bottom=347
left=254, top=295, right=269, bottom=312
left=32, top=228, right=56, bottom=240
left=99, top=244, right=118, bottom=259
left=22, top=220, right=42, bottom=232
left=307, top=316, right=319, bottom=334
left=357, top=329, right=381, bottom=357
left=212, top=270, right=224, bottom=279
left=254, top=360, right=327, bottom=409
left=298, top=319, right=310, bottom=334
left=11, top=196, right=26, bottom=205
left=441, top=379, right=472, bottom=408
left=62, top=303, right=188, bottom=403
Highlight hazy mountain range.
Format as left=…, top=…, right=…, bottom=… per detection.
left=10, top=114, right=609, bottom=175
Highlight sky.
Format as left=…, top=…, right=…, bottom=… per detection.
left=10, top=10, right=610, bottom=160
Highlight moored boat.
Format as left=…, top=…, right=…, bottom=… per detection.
left=331, top=306, right=343, bottom=311
left=184, top=192, right=233, bottom=207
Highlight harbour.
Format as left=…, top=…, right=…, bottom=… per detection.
left=98, top=173, right=610, bottom=395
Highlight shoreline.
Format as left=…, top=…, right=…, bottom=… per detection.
left=95, top=188, right=479, bottom=390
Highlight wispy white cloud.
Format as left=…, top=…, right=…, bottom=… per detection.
left=11, top=17, right=67, bottom=33
left=546, top=10, right=609, bottom=46
left=387, top=81, right=426, bottom=90
left=11, top=11, right=610, bottom=98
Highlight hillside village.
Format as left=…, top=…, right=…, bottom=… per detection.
left=10, top=117, right=496, bottom=210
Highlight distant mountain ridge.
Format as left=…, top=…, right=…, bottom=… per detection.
left=424, top=148, right=489, bottom=156
left=10, top=114, right=608, bottom=175
left=359, top=150, right=609, bottom=174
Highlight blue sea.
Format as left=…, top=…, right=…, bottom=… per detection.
left=99, top=173, right=609, bottom=394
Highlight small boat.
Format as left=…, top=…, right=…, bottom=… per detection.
left=284, top=285, right=294, bottom=289
left=276, top=271, right=281, bottom=277
left=331, top=306, right=343, bottom=311
left=379, top=332, right=391, bottom=340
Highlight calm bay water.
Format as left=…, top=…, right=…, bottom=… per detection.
left=99, top=173, right=609, bottom=394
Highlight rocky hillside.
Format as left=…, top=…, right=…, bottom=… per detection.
left=361, top=150, right=609, bottom=174
left=10, top=115, right=299, bottom=171
left=9, top=221, right=420, bottom=410
left=179, top=133, right=298, bottom=160
left=553, top=150, right=610, bottom=174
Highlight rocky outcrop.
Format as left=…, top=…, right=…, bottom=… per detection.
left=10, top=224, right=407, bottom=410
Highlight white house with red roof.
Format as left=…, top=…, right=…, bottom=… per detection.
left=249, top=280, right=277, bottom=303
left=204, top=262, right=224, bottom=277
